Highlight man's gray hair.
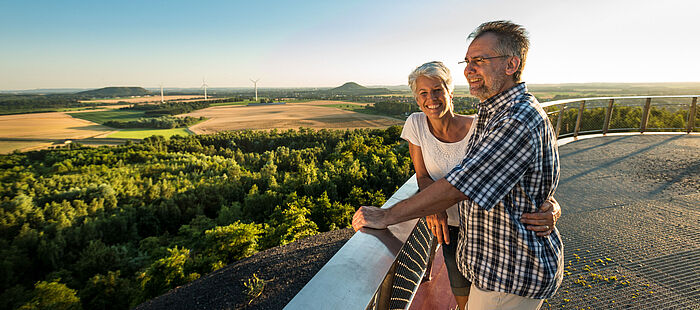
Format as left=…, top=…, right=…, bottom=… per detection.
left=468, top=20, right=530, bottom=82
left=408, top=61, right=454, bottom=97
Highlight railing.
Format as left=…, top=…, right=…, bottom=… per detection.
left=284, top=95, right=699, bottom=310
left=542, top=95, right=698, bottom=140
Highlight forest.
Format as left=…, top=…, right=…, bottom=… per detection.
left=0, top=127, right=413, bottom=310
left=125, top=101, right=212, bottom=116
left=103, top=116, right=205, bottom=129
left=0, top=95, right=99, bottom=115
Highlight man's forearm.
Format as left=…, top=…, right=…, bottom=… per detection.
left=386, top=178, right=467, bottom=225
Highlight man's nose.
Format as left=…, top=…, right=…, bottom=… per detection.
left=464, top=62, right=476, bottom=74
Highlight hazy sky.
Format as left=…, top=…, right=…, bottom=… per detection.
left=1, top=0, right=698, bottom=90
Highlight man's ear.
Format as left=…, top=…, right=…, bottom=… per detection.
left=505, top=56, right=521, bottom=76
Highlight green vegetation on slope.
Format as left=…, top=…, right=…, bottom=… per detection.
left=0, top=94, right=99, bottom=115
left=0, top=127, right=412, bottom=309
left=68, top=110, right=146, bottom=124
left=76, top=87, right=150, bottom=97
left=106, top=128, right=192, bottom=139
left=327, top=82, right=393, bottom=95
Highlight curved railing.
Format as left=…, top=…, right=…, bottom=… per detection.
left=284, top=95, right=699, bottom=310
left=541, top=95, right=698, bottom=140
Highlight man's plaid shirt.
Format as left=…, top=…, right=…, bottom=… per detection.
left=445, top=83, right=564, bottom=299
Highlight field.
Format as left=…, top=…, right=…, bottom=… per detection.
left=67, top=109, right=146, bottom=123
left=0, top=100, right=391, bottom=152
left=106, top=128, right=191, bottom=139
left=79, top=95, right=203, bottom=104
left=183, top=100, right=401, bottom=134
left=0, top=111, right=115, bottom=153
left=0, top=141, right=54, bottom=154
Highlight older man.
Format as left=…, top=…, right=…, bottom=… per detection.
left=352, top=20, right=563, bottom=309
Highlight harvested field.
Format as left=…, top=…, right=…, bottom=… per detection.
left=0, top=141, right=53, bottom=154
left=183, top=100, right=402, bottom=134
left=80, top=95, right=202, bottom=104
left=0, top=111, right=114, bottom=153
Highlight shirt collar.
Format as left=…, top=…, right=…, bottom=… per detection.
left=478, top=82, right=527, bottom=114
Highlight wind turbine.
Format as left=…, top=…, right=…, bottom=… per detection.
left=201, top=78, right=209, bottom=100
left=250, top=78, right=260, bottom=102
left=160, top=83, right=164, bottom=104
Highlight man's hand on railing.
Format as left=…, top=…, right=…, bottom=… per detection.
left=520, top=197, right=561, bottom=237
left=352, top=206, right=390, bottom=231
left=426, top=211, right=450, bottom=244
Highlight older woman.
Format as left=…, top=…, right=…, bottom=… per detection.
left=400, top=61, right=560, bottom=310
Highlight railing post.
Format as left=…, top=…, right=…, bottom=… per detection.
left=603, top=99, right=614, bottom=135
left=574, top=101, right=585, bottom=139
left=640, top=98, right=652, bottom=133
left=375, top=261, right=397, bottom=310
left=555, top=106, right=565, bottom=138
left=422, top=239, right=438, bottom=282
left=688, top=97, right=697, bottom=133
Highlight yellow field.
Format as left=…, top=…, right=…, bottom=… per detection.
left=0, top=112, right=115, bottom=153
left=183, top=100, right=402, bottom=134
left=0, top=141, right=54, bottom=154
left=80, top=95, right=203, bottom=104
left=0, top=100, right=402, bottom=153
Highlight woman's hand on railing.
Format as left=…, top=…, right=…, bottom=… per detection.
left=520, top=197, right=561, bottom=237
left=426, top=212, right=450, bottom=244
left=352, top=206, right=390, bottom=231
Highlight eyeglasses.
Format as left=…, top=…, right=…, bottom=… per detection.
left=458, top=55, right=509, bottom=66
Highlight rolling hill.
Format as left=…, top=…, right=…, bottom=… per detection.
left=76, top=86, right=151, bottom=97
left=327, top=82, right=392, bottom=95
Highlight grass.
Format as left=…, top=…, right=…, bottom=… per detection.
left=0, top=141, right=52, bottom=154
left=284, top=99, right=314, bottom=103
left=243, top=273, right=269, bottom=305
left=106, top=128, right=191, bottom=139
left=209, top=101, right=251, bottom=107
left=68, top=110, right=145, bottom=124
left=319, top=103, right=369, bottom=111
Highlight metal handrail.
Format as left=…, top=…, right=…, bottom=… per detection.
left=284, top=175, right=421, bottom=310
left=542, top=95, right=699, bottom=139
left=285, top=94, right=699, bottom=310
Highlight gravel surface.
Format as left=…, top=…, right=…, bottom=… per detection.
left=544, top=134, right=700, bottom=309
left=134, top=228, right=355, bottom=310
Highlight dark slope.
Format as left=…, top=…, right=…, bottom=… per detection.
left=76, top=87, right=150, bottom=97
left=135, top=228, right=355, bottom=310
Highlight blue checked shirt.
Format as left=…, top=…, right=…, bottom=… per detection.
left=445, top=83, right=563, bottom=299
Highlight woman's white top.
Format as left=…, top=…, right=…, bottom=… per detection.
left=400, top=112, right=475, bottom=227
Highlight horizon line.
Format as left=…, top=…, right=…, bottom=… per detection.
left=4, top=81, right=700, bottom=92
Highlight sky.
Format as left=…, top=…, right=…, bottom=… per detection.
left=1, top=0, right=698, bottom=90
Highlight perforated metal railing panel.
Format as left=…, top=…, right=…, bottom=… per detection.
left=388, top=218, right=434, bottom=310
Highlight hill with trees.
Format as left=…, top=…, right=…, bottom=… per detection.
left=76, top=87, right=151, bottom=98
left=327, top=82, right=393, bottom=95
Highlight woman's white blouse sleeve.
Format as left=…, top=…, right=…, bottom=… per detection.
left=400, top=113, right=421, bottom=146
